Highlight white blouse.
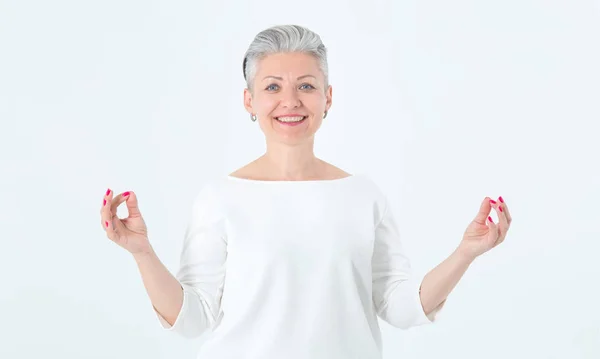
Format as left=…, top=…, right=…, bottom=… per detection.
left=155, top=174, right=443, bottom=358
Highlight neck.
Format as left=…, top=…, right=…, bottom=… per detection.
left=258, top=140, right=323, bottom=180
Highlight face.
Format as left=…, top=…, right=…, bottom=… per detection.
left=244, top=52, right=332, bottom=146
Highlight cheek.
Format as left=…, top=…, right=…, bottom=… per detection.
left=257, top=93, right=274, bottom=104
left=256, top=98, right=278, bottom=115
left=304, top=96, right=325, bottom=112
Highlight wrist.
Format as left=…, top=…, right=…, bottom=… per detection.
left=132, top=246, right=156, bottom=263
left=453, top=247, right=477, bottom=265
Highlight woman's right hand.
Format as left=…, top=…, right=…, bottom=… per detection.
left=100, top=189, right=152, bottom=255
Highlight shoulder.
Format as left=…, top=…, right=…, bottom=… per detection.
left=189, top=176, right=230, bottom=213
left=348, top=174, right=391, bottom=226
left=349, top=173, right=387, bottom=200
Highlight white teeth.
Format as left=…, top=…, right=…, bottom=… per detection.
left=276, top=116, right=305, bottom=123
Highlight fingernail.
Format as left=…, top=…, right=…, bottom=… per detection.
left=499, top=196, right=504, bottom=203
left=499, top=206, right=503, bottom=212
left=103, top=199, right=106, bottom=206
left=105, top=221, right=109, bottom=228
left=490, top=199, right=497, bottom=204
left=123, top=191, right=130, bottom=197
left=106, top=188, right=111, bottom=196
left=488, top=216, right=493, bottom=223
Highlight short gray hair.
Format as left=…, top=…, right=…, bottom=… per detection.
left=242, top=24, right=329, bottom=93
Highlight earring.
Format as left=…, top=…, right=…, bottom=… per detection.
left=323, top=110, right=328, bottom=119
left=251, top=114, right=257, bottom=122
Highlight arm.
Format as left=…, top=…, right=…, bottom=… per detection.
left=420, top=196, right=513, bottom=315
left=419, top=249, right=474, bottom=316
left=372, top=195, right=449, bottom=328
left=133, top=247, right=183, bottom=326
left=147, top=183, right=227, bottom=338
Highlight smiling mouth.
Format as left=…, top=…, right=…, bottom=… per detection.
left=274, top=116, right=307, bottom=123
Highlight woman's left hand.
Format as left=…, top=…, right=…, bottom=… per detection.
left=456, top=196, right=512, bottom=261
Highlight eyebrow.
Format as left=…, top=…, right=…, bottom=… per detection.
left=262, top=75, right=316, bottom=81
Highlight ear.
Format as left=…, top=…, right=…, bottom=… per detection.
left=325, top=85, right=333, bottom=112
left=243, top=88, right=254, bottom=114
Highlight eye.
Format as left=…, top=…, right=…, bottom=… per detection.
left=265, top=84, right=279, bottom=91
left=300, top=83, right=315, bottom=90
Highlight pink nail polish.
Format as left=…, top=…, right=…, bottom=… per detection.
left=499, top=206, right=503, bottom=212
left=106, top=189, right=111, bottom=196
left=499, top=196, right=504, bottom=203
left=105, top=221, right=109, bottom=227
left=490, top=199, right=497, bottom=204
left=123, top=191, right=130, bottom=197
left=103, top=199, right=106, bottom=206
left=488, top=216, right=493, bottom=223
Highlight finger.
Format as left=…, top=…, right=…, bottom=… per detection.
left=123, top=191, right=142, bottom=218
left=101, top=188, right=114, bottom=230
left=486, top=215, right=500, bottom=247
left=489, top=198, right=505, bottom=223
left=498, top=196, right=512, bottom=225
left=109, top=193, right=130, bottom=234
left=100, top=189, right=117, bottom=239
left=474, top=197, right=493, bottom=224
left=103, top=217, right=116, bottom=238
left=110, top=192, right=127, bottom=215
left=110, top=191, right=141, bottom=218
left=496, top=200, right=509, bottom=232
left=100, top=188, right=111, bottom=213
left=100, top=188, right=126, bottom=237
left=491, top=201, right=508, bottom=246
left=105, top=216, right=125, bottom=246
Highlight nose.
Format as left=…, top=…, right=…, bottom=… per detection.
left=280, top=86, right=301, bottom=108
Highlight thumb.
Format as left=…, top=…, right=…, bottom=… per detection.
left=124, top=191, right=142, bottom=218
left=474, top=197, right=492, bottom=224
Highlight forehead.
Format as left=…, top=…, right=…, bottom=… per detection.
left=257, top=52, right=320, bottom=77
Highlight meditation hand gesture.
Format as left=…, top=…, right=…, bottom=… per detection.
left=100, top=189, right=151, bottom=255
left=457, top=197, right=512, bottom=261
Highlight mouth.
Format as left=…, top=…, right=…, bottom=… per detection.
left=274, top=116, right=307, bottom=126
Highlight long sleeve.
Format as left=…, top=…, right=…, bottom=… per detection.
left=155, top=183, right=228, bottom=338
left=371, top=195, right=445, bottom=329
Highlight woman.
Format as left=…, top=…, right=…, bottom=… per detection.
left=100, top=24, right=512, bottom=359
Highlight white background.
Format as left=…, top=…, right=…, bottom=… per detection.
left=1, top=0, right=599, bottom=358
